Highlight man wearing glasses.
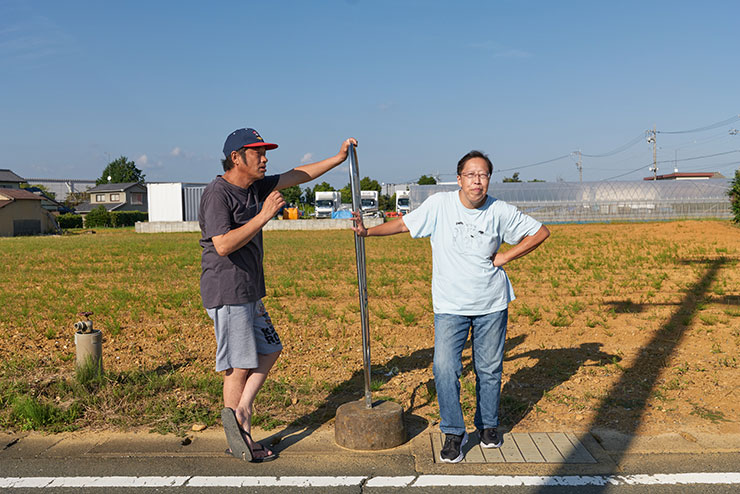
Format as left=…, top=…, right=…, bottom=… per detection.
left=351, top=150, right=549, bottom=463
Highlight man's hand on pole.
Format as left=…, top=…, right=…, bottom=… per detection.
left=351, top=210, right=368, bottom=237
left=338, top=138, right=359, bottom=162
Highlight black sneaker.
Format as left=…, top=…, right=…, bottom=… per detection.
left=439, top=432, right=468, bottom=463
left=479, top=428, right=503, bottom=448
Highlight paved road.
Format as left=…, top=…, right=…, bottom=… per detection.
left=2, top=427, right=740, bottom=493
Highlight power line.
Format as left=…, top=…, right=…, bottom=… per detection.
left=599, top=163, right=651, bottom=181
left=657, top=114, right=740, bottom=135
left=408, top=115, right=739, bottom=182
left=581, top=132, right=645, bottom=158
left=657, top=149, right=740, bottom=164
left=670, top=129, right=733, bottom=151
left=599, top=153, right=740, bottom=182
left=690, top=160, right=740, bottom=172
left=495, top=154, right=571, bottom=173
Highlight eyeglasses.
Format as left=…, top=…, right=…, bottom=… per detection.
left=460, top=172, right=490, bottom=181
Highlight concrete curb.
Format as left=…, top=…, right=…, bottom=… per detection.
left=3, top=425, right=740, bottom=460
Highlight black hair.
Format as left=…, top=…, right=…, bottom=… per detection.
left=221, top=148, right=246, bottom=172
left=457, top=150, right=493, bottom=175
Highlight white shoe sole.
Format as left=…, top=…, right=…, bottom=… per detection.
left=480, top=430, right=503, bottom=449
left=439, top=432, right=468, bottom=463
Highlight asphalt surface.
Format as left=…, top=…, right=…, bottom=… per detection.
left=2, top=424, right=740, bottom=492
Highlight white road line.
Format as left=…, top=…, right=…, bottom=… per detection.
left=188, top=476, right=365, bottom=487
left=619, top=473, right=740, bottom=485
left=412, top=473, right=740, bottom=487
left=47, top=477, right=189, bottom=488
left=0, top=473, right=739, bottom=488
left=365, top=476, right=416, bottom=488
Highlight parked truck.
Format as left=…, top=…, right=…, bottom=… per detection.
left=360, top=190, right=379, bottom=217
left=396, top=190, right=410, bottom=215
left=315, top=190, right=342, bottom=218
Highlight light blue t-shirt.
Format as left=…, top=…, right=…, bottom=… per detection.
left=403, top=191, right=542, bottom=315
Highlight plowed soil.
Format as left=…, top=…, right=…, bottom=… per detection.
left=2, top=220, right=739, bottom=436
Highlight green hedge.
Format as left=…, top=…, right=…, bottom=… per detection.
left=110, top=211, right=148, bottom=227
left=57, top=213, right=83, bottom=229
left=84, top=206, right=110, bottom=228
left=84, top=207, right=148, bottom=228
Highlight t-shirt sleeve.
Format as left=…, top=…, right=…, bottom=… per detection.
left=255, top=174, right=280, bottom=202
left=403, top=193, right=441, bottom=238
left=200, top=188, right=233, bottom=240
left=501, top=202, right=543, bottom=245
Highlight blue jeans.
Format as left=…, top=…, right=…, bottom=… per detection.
left=433, top=310, right=507, bottom=435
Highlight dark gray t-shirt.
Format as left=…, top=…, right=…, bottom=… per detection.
left=199, top=175, right=280, bottom=309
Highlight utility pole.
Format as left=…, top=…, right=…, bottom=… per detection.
left=574, top=150, right=583, bottom=182
left=646, top=126, right=658, bottom=180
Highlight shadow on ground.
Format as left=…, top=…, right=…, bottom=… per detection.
left=533, top=256, right=732, bottom=493
left=264, top=347, right=436, bottom=450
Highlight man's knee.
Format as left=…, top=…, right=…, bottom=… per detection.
left=433, top=358, right=462, bottom=381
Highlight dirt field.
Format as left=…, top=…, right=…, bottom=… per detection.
left=1, top=220, right=739, bottom=436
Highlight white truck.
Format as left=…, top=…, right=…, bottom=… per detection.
left=396, top=190, right=410, bottom=215
left=315, top=190, right=342, bottom=218
left=360, top=190, right=379, bottom=217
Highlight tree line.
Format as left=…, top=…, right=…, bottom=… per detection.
left=57, top=155, right=555, bottom=210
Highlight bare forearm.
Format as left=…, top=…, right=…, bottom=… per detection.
left=365, top=218, right=409, bottom=237
left=494, top=225, right=550, bottom=266
left=212, top=213, right=271, bottom=256
left=277, top=155, right=345, bottom=189
left=276, top=138, right=357, bottom=190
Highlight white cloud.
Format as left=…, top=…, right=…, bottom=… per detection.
left=137, top=154, right=149, bottom=165
left=170, top=147, right=182, bottom=157
left=301, top=152, right=313, bottom=164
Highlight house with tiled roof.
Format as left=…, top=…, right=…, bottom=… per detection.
left=0, top=187, right=59, bottom=236
left=0, top=169, right=25, bottom=189
left=74, top=182, right=147, bottom=215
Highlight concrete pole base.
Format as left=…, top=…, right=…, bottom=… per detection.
left=335, top=400, right=406, bottom=450
left=74, top=330, right=103, bottom=373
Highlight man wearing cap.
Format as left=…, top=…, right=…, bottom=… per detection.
left=200, top=128, right=357, bottom=461
left=351, top=150, right=549, bottom=463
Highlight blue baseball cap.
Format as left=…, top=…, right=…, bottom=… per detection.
left=223, top=128, right=278, bottom=157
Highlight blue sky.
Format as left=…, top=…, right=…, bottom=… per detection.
left=2, top=0, right=739, bottom=188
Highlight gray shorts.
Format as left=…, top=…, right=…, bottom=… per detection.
left=206, top=300, right=282, bottom=372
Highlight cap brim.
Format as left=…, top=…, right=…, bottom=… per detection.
left=242, top=142, right=278, bottom=150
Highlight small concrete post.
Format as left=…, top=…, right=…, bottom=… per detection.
left=73, top=312, right=103, bottom=373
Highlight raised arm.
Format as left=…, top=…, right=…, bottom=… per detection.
left=276, top=138, right=358, bottom=190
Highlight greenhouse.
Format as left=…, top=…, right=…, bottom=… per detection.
left=409, top=179, right=733, bottom=223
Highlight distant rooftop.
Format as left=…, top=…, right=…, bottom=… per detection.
left=0, top=188, right=42, bottom=209
left=643, top=172, right=725, bottom=181
left=74, top=201, right=127, bottom=213
left=87, top=182, right=143, bottom=192
left=0, top=169, right=26, bottom=182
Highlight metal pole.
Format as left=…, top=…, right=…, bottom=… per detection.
left=348, top=144, right=372, bottom=409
